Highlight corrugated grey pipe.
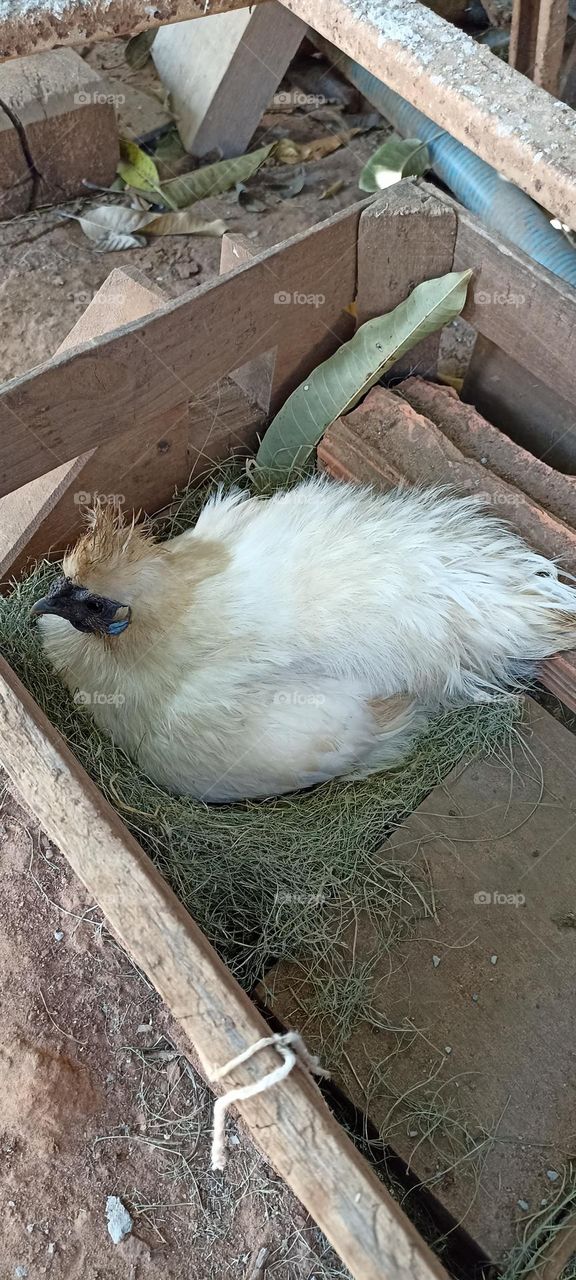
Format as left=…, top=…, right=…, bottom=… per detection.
left=334, top=54, right=576, bottom=288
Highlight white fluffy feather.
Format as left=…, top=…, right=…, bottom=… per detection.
left=38, top=478, right=576, bottom=800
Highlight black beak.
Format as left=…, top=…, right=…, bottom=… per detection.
left=31, top=577, right=131, bottom=636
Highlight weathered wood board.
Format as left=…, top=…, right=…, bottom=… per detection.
left=462, top=334, right=576, bottom=475
left=263, top=698, right=576, bottom=1260
left=0, top=201, right=362, bottom=498
left=0, top=655, right=449, bottom=1280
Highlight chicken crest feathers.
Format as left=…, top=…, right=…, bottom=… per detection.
left=63, top=503, right=155, bottom=584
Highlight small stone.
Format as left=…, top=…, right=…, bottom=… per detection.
left=490, top=954, right=498, bottom=964
left=105, top=1195, right=133, bottom=1244
left=47, top=1244, right=56, bottom=1256
left=546, top=1169, right=560, bottom=1181
left=472, top=993, right=479, bottom=1002
left=26, top=1223, right=34, bottom=1232
left=517, top=1199, right=529, bottom=1211
left=432, top=954, right=441, bottom=967
left=444, top=1046, right=452, bottom=1054
left=408, top=1129, right=418, bottom=1137
left=54, top=931, right=64, bottom=942
left=15, top=1268, right=29, bottom=1278
left=229, top=1133, right=240, bottom=1147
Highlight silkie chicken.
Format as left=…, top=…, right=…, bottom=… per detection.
left=33, top=479, right=576, bottom=802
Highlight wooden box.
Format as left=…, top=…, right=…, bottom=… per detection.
left=0, top=179, right=575, bottom=1280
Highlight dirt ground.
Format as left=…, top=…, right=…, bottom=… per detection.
left=0, top=37, right=381, bottom=1280
left=0, top=780, right=349, bottom=1280
left=0, top=40, right=389, bottom=381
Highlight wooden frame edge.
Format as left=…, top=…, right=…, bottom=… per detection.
left=0, top=655, right=448, bottom=1280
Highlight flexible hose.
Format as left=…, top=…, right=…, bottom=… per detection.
left=339, top=57, right=576, bottom=287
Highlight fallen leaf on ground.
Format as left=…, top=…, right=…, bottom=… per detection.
left=146, top=211, right=228, bottom=236
left=60, top=206, right=153, bottom=250
left=265, top=166, right=306, bottom=199
left=125, top=27, right=158, bottom=69
left=319, top=178, right=345, bottom=200
left=161, top=142, right=277, bottom=208
left=61, top=204, right=226, bottom=249
left=275, top=130, right=360, bottom=165
left=118, top=138, right=162, bottom=194
left=359, top=136, right=430, bottom=193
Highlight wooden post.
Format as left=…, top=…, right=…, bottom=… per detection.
left=152, top=2, right=306, bottom=157
left=510, top=0, right=569, bottom=94
left=509, top=0, right=541, bottom=78
left=356, top=183, right=457, bottom=380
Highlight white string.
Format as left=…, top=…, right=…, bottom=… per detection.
left=209, top=1030, right=328, bottom=1170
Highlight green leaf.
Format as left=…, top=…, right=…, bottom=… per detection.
left=145, top=211, right=228, bottom=237
left=254, top=270, right=472, bottom=478
left=359, top=136, right=430, bottom=193
left=118, top=138, right=179, bottom=211
left=160, top=142, right=277, bottom=208
left=125, top=27, right=158, bottom=69
left=118, top=138, right=161, bottom=193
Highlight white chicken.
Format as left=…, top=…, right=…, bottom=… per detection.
left=33, top=478, right=576, bottom=802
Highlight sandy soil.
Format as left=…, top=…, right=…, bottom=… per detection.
left=0, top=40, right=389, bottom=382
left=0, top=37, right=380, bottom=1280
left=0, top=781, right=347, bottom=1280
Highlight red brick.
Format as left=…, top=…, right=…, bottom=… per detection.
left=400, top=376, right=576, bottom=528
left=318, top=386, right=576, bottom=575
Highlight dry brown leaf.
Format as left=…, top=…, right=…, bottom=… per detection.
left=274, top=130, right=360, bottom=166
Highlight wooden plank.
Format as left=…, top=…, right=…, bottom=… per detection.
left=0, top=0, right=264, bottom=62
left=524, top=1210, right=576, bottom=1280
left=356, top=183, right=457, bottom=378
left=220, top=232, right=276, bottom=412
left=7, top=381, right=264, bottom=579
left=0, top=201, right=364, bottom=499
left=263, top=698, right=576, bottom=1260
left=278, top=0, right=576, bottom=229
left=509, top=0, right=541, bottom=77
left=453, top=212, right=576, bottom=407
left=218, top=228, right=354, bottom=416
left=152, top=2, right=305, bottom=156
left=462, top=334, right=576, bottom=474
left=0, top=269, right=191, bottom=575
left=534, top=0, right=569, bottom=93
left=0, top=654, right=449, bottom=1280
